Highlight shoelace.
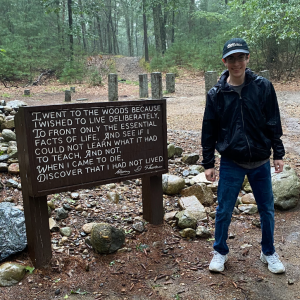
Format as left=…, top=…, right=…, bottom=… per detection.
left=267, top=253, right=280, bottom=264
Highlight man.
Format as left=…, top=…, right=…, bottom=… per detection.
left=201, top=38, right=285, bottom=274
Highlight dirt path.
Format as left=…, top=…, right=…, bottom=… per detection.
left=1, top=58, right=300, bottom=300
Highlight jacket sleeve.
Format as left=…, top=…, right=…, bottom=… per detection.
left=201, top=90, right=218, bottom=169
left=264, top=82, right=285, bottom=160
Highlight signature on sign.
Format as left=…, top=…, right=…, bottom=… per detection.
left=115, top=169, right=130, bottom=176
left=145, top=164, right=163, bottom=170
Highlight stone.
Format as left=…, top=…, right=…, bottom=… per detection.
left=174, top=146, right=183, bottom=157
left=71, top=192, right=80, bottom=200
left=181, top=153, right=199, bottom=165
left=179, top=228, right=196, bottom=238
left=132, top=221, right=145, bottom=232
left=252, top=219, right=261, bottom=228
left=8, top=163, right=19, bottom=174
left=167, top=144, right=175, bottom=158
left=75, top=205, right=84, bottom=212
left=196, top=226, right=212, bottom=238
left=6, top=179, right=17, bottom=188
left=164, top=211, right=177, bottom=222
left=238, top=204, right=258, bottom=214
left=189, top=165, right=205, bottom=174
left=175, top=210, right=197, bottom=229
left=6, top=100, right=27, bottom=109
left=7, top=145, right=17, bottom=154
left=47, top=201, right=55, bottom=210
left=55, top=208, right=68, bottom=220
left=180, top=183, right=214, bottom=207
left=209, top=211, right=216, bottom=219
left=82, top=222, right=97, bottom=234
left=91, top=223, right=125, bottom=254
left=0, top=203, right=27, bottom=261
left=1, top=119, right=15, bottom=130
left=241, top=193, right=256, bottom=204
left=106, top=183, right=116, bottom=189
left=162, top=174, right=185, bottom=195
left=0, top=163, right=8, bottom=172
left=49, top=218, right=59, bottom=232
left=178, top=196, right=207, bottom=221
left=2, top=129, right=16, bottom=142
left=0, top=263, right=26, bottom=287
left=207, top=181, right=218, bottom=193
left=272, top=165, right=300, bottom=210
left=107, top=192, right=120, bottom=204
left=60, top=227, right=72, bottom=237
left=191, top=172, right=212, bottom=184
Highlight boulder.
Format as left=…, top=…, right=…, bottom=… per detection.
left=91, top=223, right=125, bottom=254
left=6, top=100, right=27, bottom=109
left=179, top=228, right=196, bottom=238
left=174, top=146, right=183, bottom=157
left=2, top=129, right=16, bottom=142
left=238, top=204, right=258, bottom=214
left=241, top=193, right=256, bottom=204
left=180, top=183, right=214, bottom=207
left=1, top=119, right=15, bottom=130
left=175, top=210, right=197, bottom=229
left=181, top=153, right=199, bottom=165
left=0, top=263, right=26, bottom=287
left=162, top=174, right=185, bottom=195
left=196, top=226, right=212, bottom=238
left=178, top=196, right=207, bottom=221
left=167, top=144, right=175, bottom=158
left=0, top=203, right=27, bottom=261
left=272, top=165, right=300, bottom=210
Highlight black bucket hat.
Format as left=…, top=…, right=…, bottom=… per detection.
left=222, top=38, right=249, bottom=59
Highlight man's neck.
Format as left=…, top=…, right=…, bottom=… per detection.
left=227, top=74, right=245, bottom=86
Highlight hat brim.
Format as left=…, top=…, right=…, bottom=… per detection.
left=223, top=49, right=249, bottom=59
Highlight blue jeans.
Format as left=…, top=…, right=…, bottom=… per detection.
left=214, top=157, right=275, bottom=256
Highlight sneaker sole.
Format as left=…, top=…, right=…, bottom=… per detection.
left=260, top=254, right=285, bottom=274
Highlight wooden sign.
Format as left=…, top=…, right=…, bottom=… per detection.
left=15, top=99, right=167, bottom=268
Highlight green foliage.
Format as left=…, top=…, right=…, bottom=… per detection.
left=59, top=60, right=85, bottom=84
left=88, top=67, right=102, bottom=86
left=25, top=266, right=35, bottom=274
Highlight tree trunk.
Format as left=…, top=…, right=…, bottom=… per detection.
left=96, top=15, right=104, bottom=52
left=78, top=0, right=87, bottom=52
left=143, top=0, right=149, bottom=61
left=152, top=3, right=162, bottom=54
left=67, top=0, right=73, bottom=59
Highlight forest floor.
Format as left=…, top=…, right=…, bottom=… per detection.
left=1, top=57, right=300, bottom=300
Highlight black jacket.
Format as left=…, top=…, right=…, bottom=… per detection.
left=201, top=68, right=285, bottom=169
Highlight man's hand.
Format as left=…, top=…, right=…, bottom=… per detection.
left=274, top=160, right=284, bottom=173
left=205, top=168, right=216, bottom=182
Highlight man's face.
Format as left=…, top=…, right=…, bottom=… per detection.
left=222, top=52, right=250, bottom=80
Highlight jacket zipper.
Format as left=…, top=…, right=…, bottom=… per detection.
left=240, top=95, right=252, bottom=161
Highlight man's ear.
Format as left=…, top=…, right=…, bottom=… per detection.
left=222, top=58, right=226, bottom=64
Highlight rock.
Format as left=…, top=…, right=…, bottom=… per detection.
left=48, top=206, right=52, bottom=217
left=182, top=170, right=190, bottom=177
left=178, top=196, right=207, bottom=221
left=241, top=193, right=256, bottom=204
left=75, top=204, right=84, bottom=212
left=71, top=192, right=80, bottom=200
left=82, top=223, right=97, bottom=234
left=90, top=223, right=125, bottom=254
left=0, top=154, right=10, bottom=162
left=0, top=163, right=8, bottom=172
left=55, top=208, right=68, bottom=220
left=191, top=172, right=212, bottom=184
left=60, top=227, right=72, bottom=237
left=252, top=219, right=261, bottom=228
left=107, top=192, right=120, bottom=204
left=189, top=165, right=205, bottom=174
left=6, top=100, right=27, bottom=109
left=180, top=183, right=214, bottom=207
left=209, top=211, right=216, bottom=219
left=164, top=211, right=177, bottom=222
left=207, top=181, right=218, bottom=193
left=132, top=221, right=145, bottom=232
left=6, top=179, right=18, bottom=188
left=181, top=153, right=199, bottom=165
left=179, top=228, right=196, bottom=238
left=2, top=129, right=16, bottom=142
left=0, top=263, right=26, bottom=287
left=47, top=201, right=55, bottom=210
left=162, top=174, right=185, bottom=195
left=8, top=163, right=19, bottom=174
left=174, top=146, right=183, bottom=157
left=272, top=165, right=300, bottom=210
left=106, top=183, right=116, bottom=189
left=167, top=144, right=175, bottom=158
left=0, top=203, right=27, bottom=261
left=7, top=145, right=17, bottom=154
left=196, top=226, right=212, bottom=238
left=240, top=243, right=252, bottom=249
left=233, top=207, right=240, bottom=215
left=62, top=203, right=72, bottom=211
left=1, top=119, right=15, bottom=130
left=175, top=210, right=197, bottom=229
left=49, top=218, right=59, bottom=232
left=238, top=204, right=258, bottom=214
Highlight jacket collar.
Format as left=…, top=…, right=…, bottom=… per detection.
left=217, top=68, right=257, bottom=92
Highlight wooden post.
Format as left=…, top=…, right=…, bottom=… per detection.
left=22, top=194, right=52, bottom=268
left=142, top=175, right=164, bottom=225
left=65, top=90, right=71, bottom=102
left=151, top=72, right=163, bottom=99
left=70, top=87, right=76, bottom=92
left=139, top=74, right=149, bottom=98
left=259, top=70, right=270, bottom=81
left=108, top=73, right=118, bottom=101
left=24, top=89, right=30, bottom=96
left=166, top=73, right=175, bottom=93
left=205, top=71, right=217, bottom=94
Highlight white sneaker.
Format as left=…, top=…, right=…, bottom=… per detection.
left=209, top=251, right=228, bottom=272
left=260, top=252, right=285, bottom=274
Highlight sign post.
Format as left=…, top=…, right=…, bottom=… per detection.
left=15, top=100, right=167, bottom=268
